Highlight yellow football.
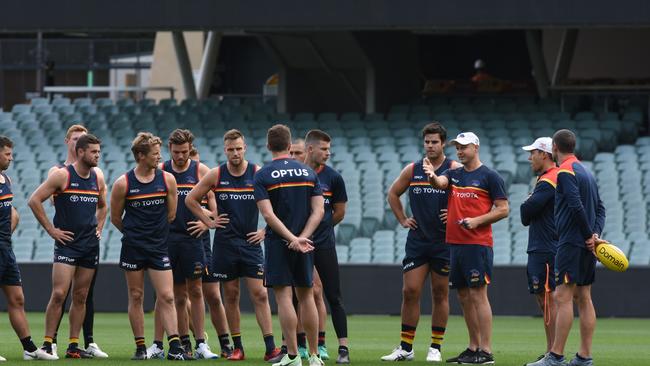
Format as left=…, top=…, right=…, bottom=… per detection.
left=595, top=242, right=629, bottom=272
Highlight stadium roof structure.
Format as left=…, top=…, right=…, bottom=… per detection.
left=2, top=0, right=650, bottom=32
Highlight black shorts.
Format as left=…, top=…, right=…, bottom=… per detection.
left=168, top=237, right=206, bottom=284
left=213, top=237, right=264, bottom=281
left=119, top=244, right=171, bottom=271
left=527, top=252, right=556, bottom=294
left=0, top=246, right=22, bottom=286
left=555, top=244, right=596, bottom=286
left=53, top=245, right=99, bottom=269
left=202, top=234, right=218, bottom=283
left=402, top=238, right=450, bottom=276
left=448, top=244, right=493, bottom=289
left=263, top=238, right=313, bottom=288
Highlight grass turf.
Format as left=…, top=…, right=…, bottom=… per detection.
left=0, top=313, right=648, bottom=365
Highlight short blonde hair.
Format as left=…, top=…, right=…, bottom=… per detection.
left=223, top=129, right=245, bottom=142
left=131, top=132, right=162, bottom=161
left=65, top=124, right=88, bottom=139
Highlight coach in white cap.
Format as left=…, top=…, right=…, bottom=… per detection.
left=422, top=131, right=509, bottom=364
left=521, top=137, right=560, bottom=359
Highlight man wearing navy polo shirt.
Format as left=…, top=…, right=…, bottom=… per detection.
left=254, top=124, right=325, bottom=366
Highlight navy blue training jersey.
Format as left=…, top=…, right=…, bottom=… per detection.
left=53, top=165, right=100, bottom=250
left=408, top=158, right=451, bottom=244
left=122, top=169, right=170, bottom=249
left=254, top=156, right=322, bottom=241
left=163, top=160, right=200, bottom=240
left=521, top=167, right=559, bottom=253
left=0, top=173, right=13, bottom=246
left=312, top=165, right=347, bottom=248
left=212, top=162, right=259, bottom=242
left=555, top=156, right=606, bottom=247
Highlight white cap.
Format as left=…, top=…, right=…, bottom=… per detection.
left=522, top=137, right=553, bottom=154
left=474, top=59, right=485, bottom=69
left=450, top=132, right=480, bottom=146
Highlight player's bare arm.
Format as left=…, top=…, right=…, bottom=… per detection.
left=422, top=157, right=450, bottom=189
left=95, top=168, right=108, bottom=239
left=10, top=206, right=19, bottom=233
left=387, top=163, right=418, bottom=230
left=110, top=174, right=127, bottom=232
left=462, top=199, right=509, bottom=230
left=299, top=195, right=325, bottom=239
left=186, top=167, right=229, bottom=231
left=257, top=198, right=314, bottom=253
left=332, top=202, right=346, bottom=226
left=28, top=168, right=74, bottom=244
left=163, top=171, right=178, bottom=223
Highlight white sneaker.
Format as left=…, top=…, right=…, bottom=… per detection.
left=52, top=343, right=58, bottom=358
left=308, top=354, right=325, bottom=366
left=0, top=354, right=6, bottom=361
left=23, top=350, right=36, bottom=360
left=426, top=347, right=442, bottom=362
left=146, top=343, right=165, bottom=359
left=381, top=346, right=414, bottom=361
left=86, top=343, right=109, bottom=358
left=34, top=348, right=59, bottom=361
left=194, top=343, right=219, bottom=359
left=273, top=354, right=303, bottom=366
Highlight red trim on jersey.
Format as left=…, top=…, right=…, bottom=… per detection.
left=161, top=169, right=169, bottom=193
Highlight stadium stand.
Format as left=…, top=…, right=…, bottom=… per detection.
left=4, top=96, right=648, bottom=266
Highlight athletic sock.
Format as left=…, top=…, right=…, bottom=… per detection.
left=318, top=332, right=326, bottom=347
left=180, top=334, right=191, bottom=350
left=195, top=338, right=205, bottom=346
left=84, top=335, right=93, bottom=350
left=281, top=345, right=288, bottom=354
left=52, top=333, right=58, bottom=345
left=218, top=333, right=231, bottom=349
left=68, top=338, right=80, bottom=351
left=430, top=326, right=445, bottom=350
left=168, top=335, right=182, bottom=353
left=338, top=346, right=348, bottom=354
left=550, top=352, right=564, bottom=361
left=21, top=336, right=38, bottom=352
left=576, top=353, right=592, bottom=361
left=42, top=336, right=53, bottom=352
left=135, top=337, right=146, bottom=352
left=232, top=333, right=243, bottom=350
left=400, top=324, right=416, bottom=352
left=263, top=334, right=276, bottom=354
left=297, top=332, right=307, bottom=348
left=154, top=340, right=164, bottom=349
left=288, top=354, right=297, bottom=360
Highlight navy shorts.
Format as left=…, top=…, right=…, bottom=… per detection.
left=213, top=237, right=264, bottom=281
left=448, top=244, right=493, bottom=289
left=0, top=246, right=22, bottom=286
left=168, top=238, right=206, bottom=284
left=402, top=238, right=450, bottom=276
left=119, top=244, right=171, bottom=271
left=263, top=238, right=313, bottom=288
left=53, top=245, right=99, bottom=269
left=555, top=244, right=596, bottom=286
left=202, top=234, right=218, bottom=283
left=527, top=252, right=556, bottom=294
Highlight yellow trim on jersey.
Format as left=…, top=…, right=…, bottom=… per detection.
left=558, top=169, right=575, bottom=176
left=409, top=182, right=431, bottom=186
left=126, top=192, right=167, bottom=200
left=0, top=194, right=13, bottom=200
left=177, top=184, right=197, bottom=189
left=450, top=185, right=488, bottom=194
left=538, top=178, right=557, bottom=188
left=213, top=187, right=254, bottom=193
left=61, top=189, right=99, bottom=195
left=267, top=182, right=315, bottom=191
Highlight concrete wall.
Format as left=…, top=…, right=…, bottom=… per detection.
left=4, top=264, right=648, bottom=318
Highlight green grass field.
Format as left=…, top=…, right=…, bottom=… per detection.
left=0, top=313, right=648, bottom=365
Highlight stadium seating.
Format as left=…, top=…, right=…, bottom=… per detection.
left=4, top=95, right=648, bottom=266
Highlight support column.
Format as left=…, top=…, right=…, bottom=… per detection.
left=525, top=30, right=550, bottom=98
left=196, top=31, right=222, bottom=99
left=171, top=31, right=197, bottom=100
left=551, top=29, right=578, bottom=86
